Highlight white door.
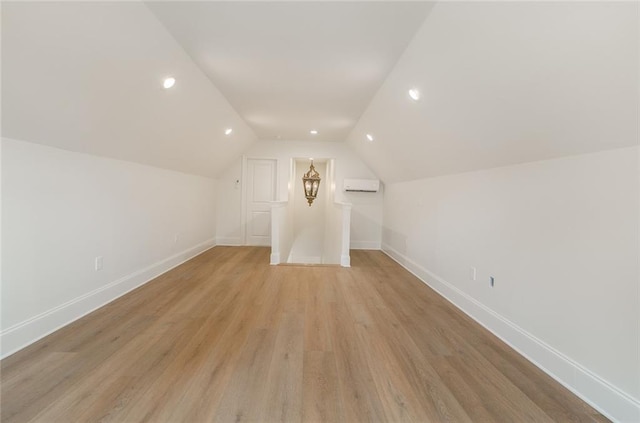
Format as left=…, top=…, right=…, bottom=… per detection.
left=245, top=159, right=277, bottom=246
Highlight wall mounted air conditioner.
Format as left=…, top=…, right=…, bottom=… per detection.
left=343, top=179, right=380, bottom=193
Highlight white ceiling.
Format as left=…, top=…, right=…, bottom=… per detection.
left=145, top=2, right=434, bottom=142
left=347, top=1, right=639, bottom=183
left=2, top=2, right=257, bottom=178
left=2, top=2, right=637, bottom=183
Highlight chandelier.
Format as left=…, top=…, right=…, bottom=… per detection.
left=302, top=160, right=321, bottom=206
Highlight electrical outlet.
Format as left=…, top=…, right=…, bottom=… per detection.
left=470, top=267, right=477, bottom=281
left=490, top=276, right=495, bottom=287
left=95, top=256, right=103, bottom=271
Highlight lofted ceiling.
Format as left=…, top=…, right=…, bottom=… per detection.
left=347, top=1, right=639, bottom=183
left=2, top=1, right=637, bottom=182
left=1, top=1, right=257, bottom=178
left=145, top=1, right=434, bottom=142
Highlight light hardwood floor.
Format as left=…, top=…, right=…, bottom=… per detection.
left=1, top=246, right=607, bottom=422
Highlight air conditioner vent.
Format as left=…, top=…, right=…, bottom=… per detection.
left=344, top=179, right=380, bottom=193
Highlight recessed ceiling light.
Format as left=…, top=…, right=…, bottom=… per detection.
left=310, top=130, right=318, bottom=135
left=366, top=134, right=374, bottom=142
left=163, top=77, right=176, bottom=89
left=224, top=128, right=233, bottom=136
left=408, top=88, right=421, bottom=101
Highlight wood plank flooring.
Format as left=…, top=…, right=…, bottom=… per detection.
left=1, top=246, right=608, bottom=422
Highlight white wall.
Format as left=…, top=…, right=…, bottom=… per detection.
left=322, top=160, right=342, bottom=265
left=289, top=160, right=327, bottom=263
left=382, top=147, right=640, bottom=421
left=217, top=140, right=383, bottom=249
left=1, top=138, right=217, bottom=357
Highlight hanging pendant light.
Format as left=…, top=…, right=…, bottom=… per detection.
left=302, top=160, right=321, bottom=206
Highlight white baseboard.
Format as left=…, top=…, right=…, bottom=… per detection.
left=350, top=240, right=381, bottom=250
left=0, top=239, right=216, bottom=359
left=382, top=242, right=640, bottom=423
left=341, top=254, right=351, bottom=268
left=270, top=252, right=280, bottom=265
left=216, top=236, right=243, bottom=246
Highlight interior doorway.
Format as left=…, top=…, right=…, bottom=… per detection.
left=243, top=158, right=277, bottom=246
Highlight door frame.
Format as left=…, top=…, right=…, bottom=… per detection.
left=241, top=156, right=279, bottom=245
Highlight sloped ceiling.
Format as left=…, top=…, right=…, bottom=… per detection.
left=3, top=2, right=637, bottom=182
left=2, top=1, right=433, bottom=178
left=2, top=2, right=257, bottom=178
left=145, top=1, right=433, bottom=142
left=347, top=1, right=639, bottom=183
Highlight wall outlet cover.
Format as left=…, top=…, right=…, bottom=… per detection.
left=95, top=256, right=103, bottom=271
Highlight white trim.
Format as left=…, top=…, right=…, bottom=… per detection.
left=240, top=155, right=248, bottom=245
left=339, top=203, right=352, bottom=268
left=270, top=200, right=289, bottom=265
left=382, top=242, right=640, bottom=423
left=350, top=240, right=381, bottom=250
left=215, top=236, right=243, bottom=246
left=1, top=239, right=216, bottom=359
